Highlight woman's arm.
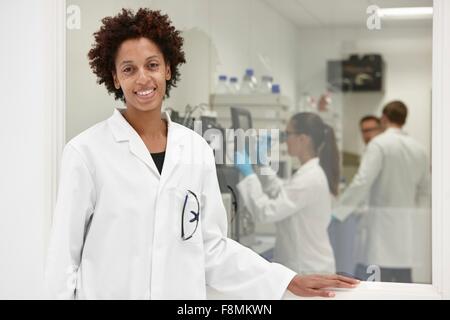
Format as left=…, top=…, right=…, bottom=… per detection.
left=44, top=144, right=95, bottom=299
left=236, top=172, right=310, bottom=224
left=258, top=166, right=285, bottom=198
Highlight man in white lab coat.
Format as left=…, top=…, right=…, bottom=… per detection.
left=352, top=116, right=383, bottom=277
left=334, top=101, right=430, bottom=283
left=329, top=115, right=382, bottom=276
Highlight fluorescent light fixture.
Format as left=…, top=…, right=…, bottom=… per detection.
left=378, top=7, right=433, bottom=20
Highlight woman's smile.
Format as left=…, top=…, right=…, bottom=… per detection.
left=134, top=87, right=157, bottom=101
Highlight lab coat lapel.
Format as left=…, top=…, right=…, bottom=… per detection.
left=128, top=135, right=160, bottom=177
left=159, top=113, right=185, bottom=189
left=107, top=108, right=161, bottom=178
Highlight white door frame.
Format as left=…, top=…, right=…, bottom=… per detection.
left=50, top=0, right=450, bottom=299
left=430, top=0, right=450, bottom=300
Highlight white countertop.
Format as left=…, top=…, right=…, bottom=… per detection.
left=208, top=281, right=440, bottom=300
left=208, top=234, right=441, bottom=300
left=283, top=281, right=441, bottom=300
left=207, top=282, right=442, bottom=300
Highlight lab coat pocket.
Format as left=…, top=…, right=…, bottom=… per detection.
left=171, top=188, right=203, bottom=244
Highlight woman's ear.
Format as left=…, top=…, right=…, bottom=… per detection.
left=112, top=72, right=120, bottom=89
left=298, top=134, right=308, bottom=142
left=165, top=65, right=171, bottom=81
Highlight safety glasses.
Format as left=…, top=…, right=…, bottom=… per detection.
left=280, top=130, right=299, bottom=143
left=181, top=190, right=200, bottom=241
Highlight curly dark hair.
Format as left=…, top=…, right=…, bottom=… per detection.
left=88, top=8, right=186, bottom=100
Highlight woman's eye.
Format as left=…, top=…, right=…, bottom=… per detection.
left=122, top=67, right=133, bottom=74
left=149, top=63, right=159, bottom=69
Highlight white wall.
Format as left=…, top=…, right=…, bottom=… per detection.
left=0, top=0, right=57, bottom=299
left=66, top=0, right=299, bottom=140
left=296, top=26, right=432, bottom=158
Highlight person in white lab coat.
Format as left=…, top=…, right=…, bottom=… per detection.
left=328, top=115, right=383, bottom=276
left=334, top=101, right=430, bottom=283
left=44, top=8, right=358, bottom=299
left=352, top=116, right=383, bottom=275
left=235, top=113, right=339, bottom=275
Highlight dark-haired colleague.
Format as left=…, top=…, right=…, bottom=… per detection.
left=352, top=116, right=383, bottom=274
left=360, top=115, right=382, bottom=145
left=334, top=101, right=430, bottom=283
left=329, top=115, right=383, bottom=276
left=44, top=8, right=358, bottom=300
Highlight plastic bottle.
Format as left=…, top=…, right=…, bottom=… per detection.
left=240, top=69, right=257, bottom=94
left=216, top=75, right=229, bottom=94
left=249, top=69, right=258, bottom=88
left=229, top=77, right=240, bottom=94
left=258, top=75, right=273, bottom=94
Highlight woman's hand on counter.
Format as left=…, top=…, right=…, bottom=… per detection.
left=287, top=274, right=360, bottom=298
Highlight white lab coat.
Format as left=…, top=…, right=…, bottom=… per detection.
left=334, top=128, right=430, bottom=268
left=237, top=158, right=336, bottom=275
left=45, top=108, right=296, bottom=299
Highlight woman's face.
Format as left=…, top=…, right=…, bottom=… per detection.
left=285, top=120, right=308, bottom=158
left=286, top=120, right=300, bottom=156
left=113, top=37, right=171, bottom=113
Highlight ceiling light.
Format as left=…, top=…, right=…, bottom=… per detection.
left=378, top=7, right=433, bottom=20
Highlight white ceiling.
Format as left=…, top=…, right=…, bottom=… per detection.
left=263, top=0, right=433, bottom=28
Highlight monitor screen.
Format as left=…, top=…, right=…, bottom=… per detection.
left=230, top=107, right=254, bottom=160
left=231, top=107, right=252, bottom=130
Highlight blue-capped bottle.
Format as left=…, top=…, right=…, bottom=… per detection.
left=215, top=75, right=229, bottom=94
left=229, top=77, right=240, bottom=94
